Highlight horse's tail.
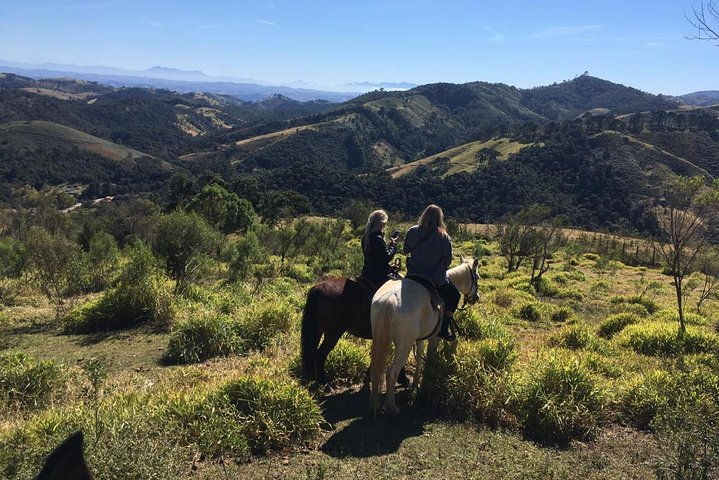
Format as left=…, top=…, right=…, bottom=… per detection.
left=301, top=286, right=321, bottom=381
left=370, top=296, right=392, bottom=416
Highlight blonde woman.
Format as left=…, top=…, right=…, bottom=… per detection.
left=360, top=209, right=398, bottom=287
left=403, top=204, right=459, bottom=340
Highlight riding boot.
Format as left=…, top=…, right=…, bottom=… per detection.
left=438, top=314, right=456, bottom=341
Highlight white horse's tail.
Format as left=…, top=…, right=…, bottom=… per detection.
left=370, top=300, right=392, bottom=416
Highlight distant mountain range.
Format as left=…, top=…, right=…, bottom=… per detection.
left=0, top=60, right=416, bottom=102
left=677, top=90, right=719, bottom=107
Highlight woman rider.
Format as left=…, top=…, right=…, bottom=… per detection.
left=361, top=209, right=398, bottom=288
left=403, top=204, right=460, bottom=341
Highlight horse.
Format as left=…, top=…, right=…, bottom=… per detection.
left=301, top=276, right=372, bottom=383
left=370, top=258, right=479, bottom=416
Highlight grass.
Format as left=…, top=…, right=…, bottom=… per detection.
left=1, top=234, right=717, bottom=479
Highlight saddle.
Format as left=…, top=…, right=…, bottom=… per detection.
left=355, top=275, right=380, bottom=301
left=405, top=274, right=444, bottom=316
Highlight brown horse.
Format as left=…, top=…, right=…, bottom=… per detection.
left=301, top=277, right=371, bottom=383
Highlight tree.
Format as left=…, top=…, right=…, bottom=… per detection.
left=654, top=177, right=719, bottom=335
left=686, top=1, right=719, bottom=43
left=153, top=210, right=220, bottom=292
left=692, top=248, right=719, bottom=313
left=25, top=227, right=83, bottom=318
left=188, top=183, right=256, bottom=234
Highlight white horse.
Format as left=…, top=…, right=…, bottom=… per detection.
left=370, top=258, right=479, bottom=416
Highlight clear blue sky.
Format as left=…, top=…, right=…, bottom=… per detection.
left=0, top=0, right=716, bottom=95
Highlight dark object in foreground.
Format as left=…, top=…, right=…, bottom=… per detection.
left=37, top=431, right=94, bottom=480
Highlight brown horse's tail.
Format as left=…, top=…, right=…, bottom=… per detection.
left=301, top=286, right=321, bottom=381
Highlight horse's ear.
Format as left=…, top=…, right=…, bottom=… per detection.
left=461, top=255, right=467, bottom=264
left=472, top=258, right=479, bottom=269
left=37, top=431, right=94, bottom=480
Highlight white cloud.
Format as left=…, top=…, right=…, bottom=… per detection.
left=480, top=25, right=506, bottom=43
left=528, top=25, right=601, bottom=39
left=255, top=19, right=278, bottom=27
left=140, top=20, right=165, bottom=27
left=199, top=24, right=221, bottom=30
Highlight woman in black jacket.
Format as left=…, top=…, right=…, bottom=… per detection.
left=360, top=209, right=397, bottom=287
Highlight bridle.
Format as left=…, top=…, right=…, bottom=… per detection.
left=456, top=262, right=480, bottom=312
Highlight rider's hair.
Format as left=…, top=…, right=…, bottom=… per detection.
left=418, top=204, right=448, bottom=237
left=364, top=210, right=388, bottom=252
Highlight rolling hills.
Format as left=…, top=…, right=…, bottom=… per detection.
left=3, top=71, right=719, bottom=235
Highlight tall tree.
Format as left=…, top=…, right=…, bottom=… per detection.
left=654, top=177, right=719, bottom=335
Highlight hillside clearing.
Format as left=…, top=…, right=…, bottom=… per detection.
left=388, top=138, right=535, bottom=178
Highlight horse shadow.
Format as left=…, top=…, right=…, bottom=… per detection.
left=319, top=385, right=429, bottom=458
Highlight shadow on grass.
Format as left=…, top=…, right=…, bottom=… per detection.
left=320, top=386, right=429, bottom=458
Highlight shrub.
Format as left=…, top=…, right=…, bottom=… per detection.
left=519, top=354, right=607, bottom=445
left=220, top=377, right=323, bottom=453
left=610, top=294, right=660, bottom=314
left=445, top=340, right=518, bottom=427
left=455, top=309, right=510, bottom=341
left=610, top=302, right=649, bottom=317
left=548, top=323, right=600, bottom=350
left=0, top=237, right=27, bottom=278
left=324, top=339, right=369, bottom=384
left=653, top=310, right=709, bottom=326
left=165, top=313, right=244, bottom=364
left=153, top=210, right=219, bottom=291
left=238, top=303, right=296, bottom=351
left=516, top=303, right=543, bottom=322
left=226, top=232, right=266, bottom=281
left=0, top=352, right=64, bottom=411
left=621, top=367, right=719, bottom=429
left=550, top=306, right=573, bottom=323
left=583, top=253, right=600, bottom=261
left=533, top=277, right=559, bottom=297
left=598, top=313, right=642, bottom=338
left=616, top=322, right=719, bottom=356
left=64, top=242, right=175, bottom=333
left=556, top=288, right=584, bottom=300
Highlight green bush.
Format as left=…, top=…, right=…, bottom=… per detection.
left=583, top=253, right=600, bottom=261
left=550, top=306, right=573, bottom=323
left=653, top=310, right=709, bottom=326
left=0, top=352, right=64, bottom=411
left=533, top=277, right=559, bottom=297
left=220, top=377, right=323, bottom=454
left=516, top=302, right=543, bottom=322
left=64, top=243, right=175, bottom=333
left=598, top=313, right=642, bottom=338
left=238, top=303, right=296, bottom=351
left=445, top=339, right=518, bottom=427
left=610, top=294, right=660, bottom=314
left=324, top=339, right=370, bottom=384
left=225, top=232, right=266, bottom=281
left=455, top=309, right=511, bottom=341
left=0, top=237, right=27, bottom=278
left=519, top=354, right=607, bottom=445
left=548, top=323, right=600, bottom=350
left=616, top=322, right=719, bottom=356
left=610, top=302, right=649, bottom=317
left=165, top=313, right=244, bottom=364
left=621, top=367, right=719, bottom=430
left=556, top=288, right=584, bottom=300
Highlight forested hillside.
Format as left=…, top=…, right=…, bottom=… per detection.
left=3, top=72, right=718, bottom=235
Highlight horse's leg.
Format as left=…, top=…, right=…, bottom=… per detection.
left=413, top=339, right=426, bottom=388
left=370, top=305, right=392, bottom=417
left=384, top=336, right=412, bottom=416
left=315, top=329, right=343, bottom=384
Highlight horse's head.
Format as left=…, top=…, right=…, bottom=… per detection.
left=461, top=257, right=480, bottom=305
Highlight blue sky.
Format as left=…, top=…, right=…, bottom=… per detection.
left=0, top=0, right=716, bottom=95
